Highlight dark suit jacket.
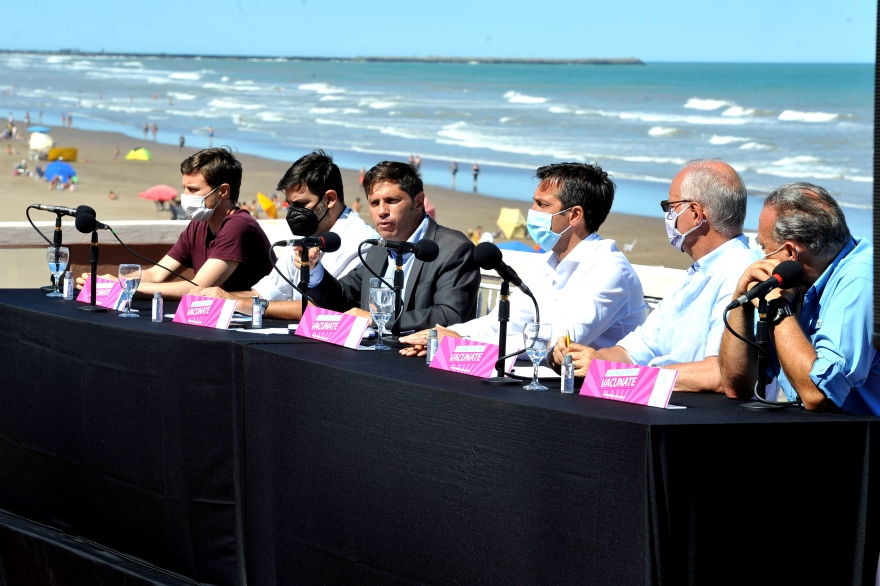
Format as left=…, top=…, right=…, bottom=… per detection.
left=308, top=218, right=480, bottom=331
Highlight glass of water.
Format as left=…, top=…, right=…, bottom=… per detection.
left=46, top=246, right=69, bottom=298
left=369, top=284, right=394, bottom=350
left=522, top=322, right=553, bottom=391
left=118, top=264, right=142, bottom=318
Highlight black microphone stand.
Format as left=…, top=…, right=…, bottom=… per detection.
left=482, top=280, right=521, bottom=386
left=298, top=247, right=310, bottom=319
left=741, top=295, right=780, bottom=410
left=392, top=253, right=404, bottom=337
left=41, top=213, right=65, bottom=292
left=78, top=230, right=109, bottom=313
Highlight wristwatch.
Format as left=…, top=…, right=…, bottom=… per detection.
left=768, top=298, right=793, bottom=325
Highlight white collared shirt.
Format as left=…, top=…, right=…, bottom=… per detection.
left=253, top=207, right=378, bottom=301
left=451, top=233, right=648, bottom=350
left=380, top=215, right=429, bottom=293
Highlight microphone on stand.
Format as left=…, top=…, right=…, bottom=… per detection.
left=272, top=232, right=342, bottom=253
left=28, top=204, right=96, bottom=291
left=73, top=212, right=109, bottom=312
left=367, top=238, right=439, bottom=336
left=472, top=243, right=541, bottom=386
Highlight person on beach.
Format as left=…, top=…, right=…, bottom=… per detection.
left=76, top=147, right=272, bottom=299
left=472, top=163, right=480, bottom=192
left=351, top=197, right=362, bottom=215
left=400, top=162, right=646, bottom=357
left=197, top=150, right=378, bottom=321
left=179, top=134, right=185, bottom=151
left=414, top=155, right=422, bottom=170
left=114, top=146, right=120, bottom=163
left=301, top=161, right=481, bottom=332
left=143, top=123, right=149, bottom=140
left=358, top=166, right=366, bottom=185
left=547, top=158, right=761, bottom=393
left=719, top=183, right=878, bottom=414
left=208, top=126, right=214, bottom=148
left=450, top=160, right=458, bottom=189
left=151, top=122, right=158, bottom=141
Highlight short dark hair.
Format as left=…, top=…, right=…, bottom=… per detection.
left=363, top=161, right=423, bottom=198
left=535, top=162, right=615, bottom=233
left=276, top=149, right=345, bottom=204
left=180, top=147, right=242, bottom=204
left=764, top=182, right=851, bottom=259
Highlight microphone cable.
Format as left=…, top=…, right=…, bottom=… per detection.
left=25, top=205, right=57, bottom=246
left=104, top=226, right=199, bottom=287
left=267, top=244, right=319, bottom=307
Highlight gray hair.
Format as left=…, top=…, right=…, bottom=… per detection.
left=678, top=158, right=747, bottom=237
left=764, top=182, right=851, bottom=259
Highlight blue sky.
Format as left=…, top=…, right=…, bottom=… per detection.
left=4, top=0, right=876, bottom=62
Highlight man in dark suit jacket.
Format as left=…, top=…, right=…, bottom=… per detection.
left=305, top=161, right=480, bottom=332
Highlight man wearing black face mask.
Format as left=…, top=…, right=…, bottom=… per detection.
left=197, top=150, right=377, bottom=320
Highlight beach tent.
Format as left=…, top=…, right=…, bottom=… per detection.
left=28, top=132, right=54, bottom=152
left=126, top=148, right=152, bottom=161
left=257, top=192, right=277, bottom=219
left=44, top=160, right=76, bottom=182
left=27, top=126, right=51, bottom=133
left=138, top=185, right=178, bottom=202
left=48, top=147, right=77, bottom=162
left=496, top=207, right=528, bottom=239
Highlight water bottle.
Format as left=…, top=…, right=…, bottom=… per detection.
left=425, top=329, right=439, bottom=364
left=561, top=354, right=575, bottom=393
left=63, top=271, right=74, bottom=300
left=151, top=292, right=163, bottom=322
left=252, top=296, right=263, bottom=329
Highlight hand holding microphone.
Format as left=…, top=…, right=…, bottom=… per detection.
left=272, top=232, right=342, bottom=271
left=727, top=259, right=804, bottom=311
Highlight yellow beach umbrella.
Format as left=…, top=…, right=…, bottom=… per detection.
left=496, top=207, right=527, bottom=240
left=257, top=192, right=277, bottom=219
left=126, top=148, right=152, bottom=161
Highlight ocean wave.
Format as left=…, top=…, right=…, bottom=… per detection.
left=208, top=99, right=264, bottom=110
left=314, top=117, right=431, bottom=141
left=684, top=98, right=729, bottom=111
left=837, top=200, right=873, bottom=209
left=310, top=107, right=338, bottom=114
left=299, top=82, right=346, bottom=94
left=548, top=106, right=572, bottom=114
left=319, top=95, right=345, bottom=102
left=778, top=110, right=838, bottom=123
left=342, top=108, right=362, bottom=115
left=170, top=72, right=201, bottom=80
left=120, top=61, right=143, bottom=67
left=619, top=112, right=749, bottom=126
left=709, top=135, right=750, bottom=145
left=503, top=91, right=548, bottom=104
left=739, top=142, right=772, bottom=150
left=648, top=126, right=679, bottom=137
left=499, top=117, right=514, bottom=123
left=358, top=98, right=396, bottom=109
left=751, top=155, right=853, bottom=181
left=849, top=176, right=873, bottom=183
left=168, top=92, right=197, bottom=100
left=202, top=82, right=264, bottom=92
left=722, top=106, right=756, bottom=117
left=45, top=56, right=71, bottom=63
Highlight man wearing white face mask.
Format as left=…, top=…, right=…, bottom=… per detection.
left=400, top=162, right=647, bottom=356
left=76, top=148, right=272, bottom=300
left=548, top=158, right=761, bottom=393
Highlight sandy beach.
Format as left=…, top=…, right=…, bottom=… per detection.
left=0, top=125, right=692, bottom=269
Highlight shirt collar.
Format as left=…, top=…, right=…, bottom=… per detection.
left=389, top=215, right=429, bottom=257
left=690, top=234, right=749, bottom=277
left=547, top=232, right=601, bottom=269
left=807, top=237, right=856, bottom=299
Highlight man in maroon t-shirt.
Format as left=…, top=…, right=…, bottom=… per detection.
left=77, top=148, right=272, bottom=299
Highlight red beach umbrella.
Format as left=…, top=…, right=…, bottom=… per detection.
left=138, top=184, right=178, bottom=202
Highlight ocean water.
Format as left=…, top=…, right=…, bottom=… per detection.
left=0, top=53, right=873, bottom=237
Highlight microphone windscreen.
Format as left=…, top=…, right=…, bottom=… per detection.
left=414, top=239, right=440, bottom=262
left=76, top=205, right=96, bottom=217
left=75, top=213, right=98, bottom=233
left=473, top=242, right=503, bottom=270
left=773, top=260, right=804, bottom=289
left=319, top=232, right=342, bottom=253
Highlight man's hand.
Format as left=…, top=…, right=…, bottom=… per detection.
left=398, top=326, right=460, bottom=357
left=75, top=272, right=114, bottom=290
left=291, top=246, right=324, bottom=271
left=548, top=336, right=598, bottom=377
left=344, top=307, right=371, bottom=320
left=733, top=259, right=797, bottom=306
left=195, top=286, right=234, bottom=300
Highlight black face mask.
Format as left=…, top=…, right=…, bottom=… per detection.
left=286, top=199, right=328, bottom=236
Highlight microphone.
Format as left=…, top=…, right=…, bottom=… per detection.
left=473, top=242, right=533, bottom=296
left=364, top=238, right=440, bottom=262
left=32, top=204, right=96, bottom=217
left=272, top=232, right=342, bottom=253
left=726, top=260, right=804, bottom=310
left=75, top=213, right=111, bottom=233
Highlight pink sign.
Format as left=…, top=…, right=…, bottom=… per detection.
left=77, top=276, right=126, bottom=310
left=429, top=337, right=502, bottom=378
left=580, top=359, right=677, bottom=408
left=172, top=294, right=237, bottom=329
left=295, top=305, right=369, bottom=348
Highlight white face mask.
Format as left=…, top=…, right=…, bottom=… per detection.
left=180, top=185, right=220, bottom=222
left=664, top=204, right=704, bottom=252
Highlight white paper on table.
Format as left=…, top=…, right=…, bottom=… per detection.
left=511, top=365, right=561, bottom=379
left=232, top=327, right=290, bottom=335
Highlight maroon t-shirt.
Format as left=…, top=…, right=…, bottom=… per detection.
left=167, top=209, right=272, bottom=292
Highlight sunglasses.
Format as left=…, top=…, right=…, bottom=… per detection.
left=660, top=200, right=694, bottom=213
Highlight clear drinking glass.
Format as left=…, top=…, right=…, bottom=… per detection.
left=46, top=246, right=70, bottom=297
left=369, top=285, right=394, bottom=350
left=522, top=322, right=553, bottom=391
left=118, top=264, right=142, bottom=318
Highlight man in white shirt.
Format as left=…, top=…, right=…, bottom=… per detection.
left=197, top=150, right=376, bottom=320
left=399, top=162, right=647, bottom=354
left=548, top=158, right=761, bottom=393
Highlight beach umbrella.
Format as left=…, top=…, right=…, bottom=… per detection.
left=28, top=126, right=51, bottom=133
left=257, top=192, right=277, bottom=219
left=138, top=184, right=178, bottom=202
left=496, top=207, right=527, bottom=239
left=29, top=132, right=54, bottom=151
left=126, top=148, right=152, bottom=161
left=44, top=160, right=76, bottom=182
left=48, top=147, right=77, bottom=162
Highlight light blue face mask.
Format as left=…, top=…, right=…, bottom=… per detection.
left=527, top=207, right=572, bottom=250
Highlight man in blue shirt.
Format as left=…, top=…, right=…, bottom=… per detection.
left=548, top=158, right=761, bottom=392
left=719, top=182, right=878, bottom=414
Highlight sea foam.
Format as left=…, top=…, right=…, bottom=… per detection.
left=504, top=91, right=548, bottom=104
left=648, top=127, right=679, bottom=137
left=299, top=82, right=346, bottom=94
left=778, top=110, right=838, bottom=123
left=684, top=98, right=729, bottom=111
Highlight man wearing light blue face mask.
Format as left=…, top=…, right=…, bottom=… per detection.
left=549, top=158, right=762, bottom=393
left=400, top=162, right=647, bottom=356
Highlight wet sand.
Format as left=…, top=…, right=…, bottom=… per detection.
left=0, top=125, right=692, bottom=269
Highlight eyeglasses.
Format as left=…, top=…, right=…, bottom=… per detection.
left=660, top=200, right=693, bottom=213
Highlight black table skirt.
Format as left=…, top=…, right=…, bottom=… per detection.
left=0, top=289, right=877, bottom=586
